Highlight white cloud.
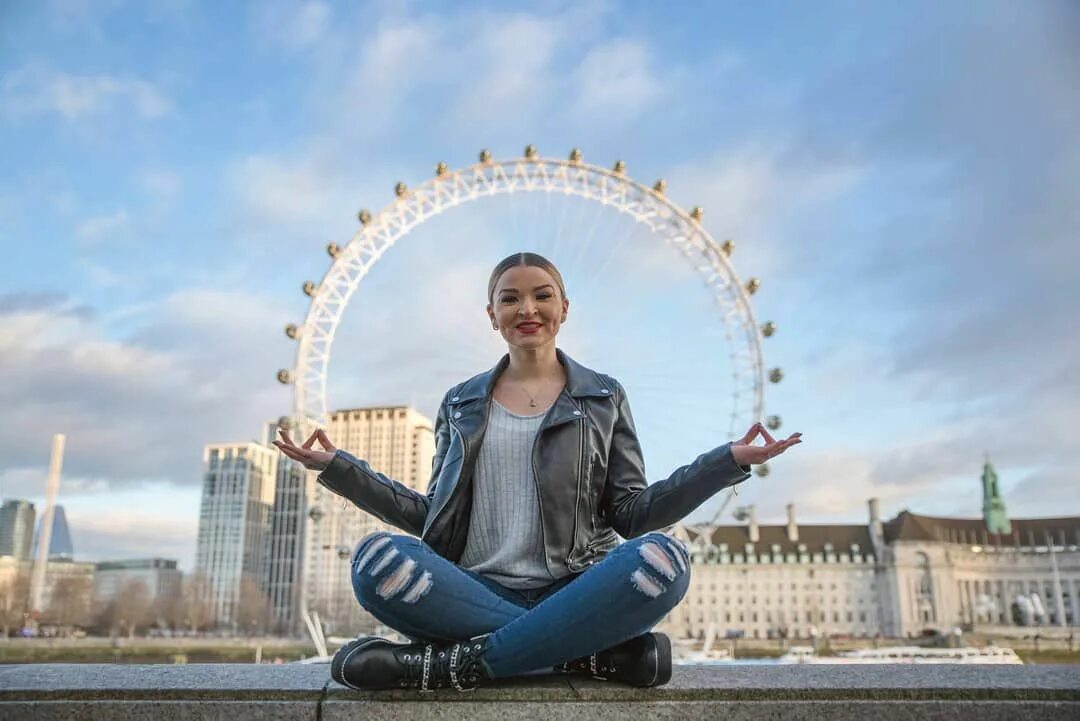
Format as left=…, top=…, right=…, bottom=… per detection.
left=139, top=169, right=182, bottom=202
left=2, top=66, right=172, bottom=122
left=252, top=0, right=331, bottom=50
left=573, top=38, right=663, bottom=118
left=65, top=507, right=198, bottom=567
left=449, top=14, right=561, bottom=122
left=229, top=153, right=347, bottom=227
left=0, top=289, right=294, bottom=496
left=75, top=209, right=129, bottom=245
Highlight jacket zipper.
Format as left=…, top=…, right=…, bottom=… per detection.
left=566, top=408, right=586, bottom=567
left=423, top=407, right=471, bottom=539
left=531, top=426, right=553, bottom=575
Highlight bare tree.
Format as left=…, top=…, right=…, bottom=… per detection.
left=180, top=571, right=216, bottom=633
left=150, top=591, right=183, bottom=632
left=0, top=572, right=31, bottom=637
left=235, top=575, right=273, bottom=636
left=44, top=576, right=93, bottom=633
left=117, top=579, right=151, bottom=638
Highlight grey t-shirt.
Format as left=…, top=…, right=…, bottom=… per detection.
left=458, top=399, right=569, bottom=590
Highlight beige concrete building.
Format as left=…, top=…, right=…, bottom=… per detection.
left=662, top=468, right=1080, bottom=641
left=303, top=405, right=435, bottom=634
left=0, top=555, right=95, bottom=627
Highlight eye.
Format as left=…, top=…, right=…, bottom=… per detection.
left=537, top=293, right=552, bottom=300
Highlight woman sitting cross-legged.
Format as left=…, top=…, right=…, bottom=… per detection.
left=273, top=250, right=802, bottom=692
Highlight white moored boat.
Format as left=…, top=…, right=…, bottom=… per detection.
left=779, top=645, right=1022, bottom=664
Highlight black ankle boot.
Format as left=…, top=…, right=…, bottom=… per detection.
left=558, top=632, right=672, bottom=687
left=331, top=634, right=492, bottom=692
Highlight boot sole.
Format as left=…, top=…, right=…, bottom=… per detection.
left=330, top=637, right=385, bottom=689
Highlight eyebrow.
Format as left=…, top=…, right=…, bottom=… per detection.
left=499, top=285, right=554, bottom=293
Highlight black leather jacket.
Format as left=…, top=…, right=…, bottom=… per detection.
left=317, top=347, right=752, bottom=573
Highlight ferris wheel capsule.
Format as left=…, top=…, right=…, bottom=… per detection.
left=755, top=463, right=770, bottom=477
left=358, top=209, right=372, bottom=225
left=394, top=182, right=407, bottom=197
left=652, top=179, right=667, bottom=195
left=327, top=243, right=341, bottom=258
left=569, top=148, right=583, bottom=164
left=479, top=149, right=492, bottom=164
left=285, top=324, right=298, bottom=339
left=302, top=281, right=317, bottom=297
left=722, top=239, right=735, bottom=256
left=766, top=415, right=782, bottom=430
left=690, top=206, right=704, bottom=221
left=613, top=160, right=626, bottom=175
left=435, top=161, right=448, bottom=177
left=761, top=321, right=776, bottom=337
left=524, top=144, right=538, bottom=160
left=769, top=368, right=783, bottom=383
left=277, top=369, right=293, bottom=384
left=745, top=278, right=761, bottom=294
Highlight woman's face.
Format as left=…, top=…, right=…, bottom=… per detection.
left=487, top=264, right=569, bottom=350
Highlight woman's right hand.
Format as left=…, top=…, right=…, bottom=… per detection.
left=273, top=428, right=337, bottom=471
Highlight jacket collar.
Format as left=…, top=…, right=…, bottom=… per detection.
left=449, top=347, right=613, bottom=405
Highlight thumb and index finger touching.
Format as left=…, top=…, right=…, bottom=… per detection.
left=738, top=422, right=802, bottom=447
left=275, top=427, right=336, bottom=452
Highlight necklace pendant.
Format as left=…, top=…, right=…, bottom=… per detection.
left=529, top=400, right=537, bottom=407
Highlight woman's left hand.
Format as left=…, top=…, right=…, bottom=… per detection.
left=731, top=422, right=802, bottom=467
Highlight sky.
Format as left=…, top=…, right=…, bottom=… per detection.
left=1, top=0, right=1078, bottom=572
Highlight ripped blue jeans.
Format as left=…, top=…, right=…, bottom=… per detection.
left=349, top=531, right=690, bottom=678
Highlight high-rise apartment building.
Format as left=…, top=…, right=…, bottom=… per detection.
left=195, top=443, right=277, bottom=627
left=0, top=499, right=36, bottom=561
left=303, top=405, right=435, bottom=634
left=261, top=420, right=310, bottom=634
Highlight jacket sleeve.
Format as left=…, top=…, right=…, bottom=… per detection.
left=600, top=380, right=752, bottom=539
left=315, top=391, right=452, bottom=537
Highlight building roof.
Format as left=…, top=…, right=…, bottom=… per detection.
left=685, top=524, right=874, bottom=556
left=883, top=511, right=1080, bottom=547
left=95, top=558, right=179, bottom=571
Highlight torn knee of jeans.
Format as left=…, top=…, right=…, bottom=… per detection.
left=352, top=535, right=395, bottom=574
left=662, top=539, right=688, bottom=574
left=639, top=541, right=679, bottom=582
left=630, top=568, right=665, bottom=598
left=368, top=546, right=399, bottom=576
left=400, top=570, right=433, bottom=604
left=376, top=557, right=417, bottom=599
left=354, top=534, right=394, bottom=573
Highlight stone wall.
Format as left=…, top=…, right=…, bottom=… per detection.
left=0, top=663, right=1077, bottom=720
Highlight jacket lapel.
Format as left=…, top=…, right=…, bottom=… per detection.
left=447, top=347, right=614, bottom=431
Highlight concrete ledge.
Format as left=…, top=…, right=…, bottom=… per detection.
left=0, top=663, right=1078, bottom=720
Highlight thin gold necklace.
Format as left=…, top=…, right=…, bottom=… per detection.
left=520, top=381, right=541, bottom=408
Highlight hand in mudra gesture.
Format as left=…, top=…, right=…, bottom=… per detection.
left=731, top=422, right=802, bottom=467
left=273, top=428, right=338, bottom=471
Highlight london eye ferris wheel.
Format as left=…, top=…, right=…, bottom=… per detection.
left=278, top=145, right=783, bottom=491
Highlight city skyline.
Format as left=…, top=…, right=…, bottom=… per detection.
left=2, top=1, right=1078, bottom=568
